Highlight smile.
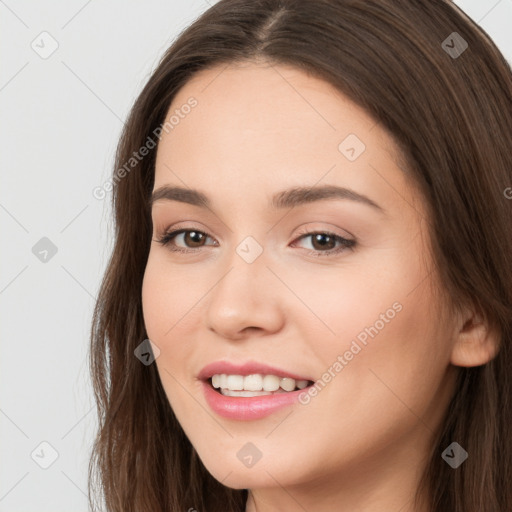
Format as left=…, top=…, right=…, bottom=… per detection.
left=199, top=361, right=315, bottom=420
left=211, top=373, right=311, bottom=395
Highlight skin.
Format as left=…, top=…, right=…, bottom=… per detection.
left=141, top=60, right=498, bottom=511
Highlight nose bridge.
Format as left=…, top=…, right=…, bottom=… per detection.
left=214, top=233, right=269, bottom=304
left=204, top=233, right=284, bottom=337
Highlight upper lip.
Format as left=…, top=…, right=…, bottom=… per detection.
left=198, top=360, right=313, bottom=382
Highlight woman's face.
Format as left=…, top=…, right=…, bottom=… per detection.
left=142, top=61, right=459, bottom=506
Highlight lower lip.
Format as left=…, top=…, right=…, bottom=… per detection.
left=202, top=380, right=307, bottom=420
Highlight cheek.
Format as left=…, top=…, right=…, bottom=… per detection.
left=311, top=274, right=452, bottom=440
left=141, top=254, right=207, bottom=399
left=277, top=256, right=413, bottom=353
left=141, top=258, right=197, bottom=411
left=141, top=254, right=204, bottom=341
left=290, top=247, right=450, bottom=413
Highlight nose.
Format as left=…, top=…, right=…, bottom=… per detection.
left=204, top=247, right=285, bottom=340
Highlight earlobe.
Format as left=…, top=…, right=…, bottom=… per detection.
left=450, top=307, right=500, bottom=367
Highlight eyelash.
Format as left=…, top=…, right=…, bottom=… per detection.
left=155, top=227, right=356, bottom=257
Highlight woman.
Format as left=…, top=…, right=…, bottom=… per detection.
left=88, top=1, right=512, bottom=510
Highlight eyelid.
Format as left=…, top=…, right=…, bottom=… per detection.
left=156, top=221, right=353, bottom=242
left=155, top=222, right=356, bottom=257
left=155, top=220, right=214, bottom=238
left=293, top=222, right=355, bottom=240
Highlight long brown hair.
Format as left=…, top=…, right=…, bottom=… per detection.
left=88, top=1, right=512, bottom=510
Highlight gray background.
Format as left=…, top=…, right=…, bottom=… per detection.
left=1, top=1, right=511, bottom=510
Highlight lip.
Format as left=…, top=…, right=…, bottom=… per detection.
left=202, top=380, right=311, bottom=420
left=198, top=360, right=315, bottom=420
left=198, top=360, right=313, bottom=381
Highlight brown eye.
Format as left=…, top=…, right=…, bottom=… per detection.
left=156, top=229, right=215, bottom=250
left=309, top=233, right=337, bottom=251
left=292, top=230, right=356, bottom=257
left=182, top=231, right=207, bottom=248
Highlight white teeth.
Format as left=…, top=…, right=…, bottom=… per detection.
left=210, top=373, right=311, bottom=393
left=244, top=374, right=263, bottom=391
left=280, top=377, right=295, bottom=392
left=262, top=374, right=280, bottom=391
left=226, top=375, right=244, bottom=390
left=221, top=389, right=273, bottom=397
left=296, top=380, right=309, bottom=389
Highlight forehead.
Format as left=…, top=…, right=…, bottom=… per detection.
left=164, top=61, right=381, bottom=149
left=153, top=61, right=420, bottom=218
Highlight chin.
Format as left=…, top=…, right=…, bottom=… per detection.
left=197, top=452, right=307, bottom=490
left=208, top=466, right=281, bottom=490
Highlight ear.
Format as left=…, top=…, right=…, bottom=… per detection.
left=450, top=304, right=500, bottom=367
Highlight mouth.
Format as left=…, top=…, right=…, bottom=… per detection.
left=207, top=373, right=315, bottom=397
left=201, top=374, right=317, bottom=420
left=198, top=361, right=316, bottom=419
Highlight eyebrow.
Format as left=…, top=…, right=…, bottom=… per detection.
left=149, top=184, right=385, bottom=213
